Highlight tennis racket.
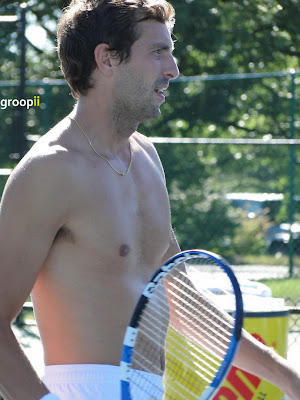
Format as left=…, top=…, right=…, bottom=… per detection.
left=120, top=249, right=244, bottom=400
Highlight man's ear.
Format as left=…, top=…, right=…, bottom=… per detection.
left=94, top=43, right=114, bottom=77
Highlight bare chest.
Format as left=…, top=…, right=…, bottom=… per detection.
left=60, top=155, right=172, bottom=270
left=33, top=142, right=172, bottom=365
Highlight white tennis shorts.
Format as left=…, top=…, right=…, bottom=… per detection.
left=42, top=364, right=163, bottom=400
left=42, top=364, right=121, bottom=400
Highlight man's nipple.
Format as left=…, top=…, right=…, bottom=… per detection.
left=119, top=244, right=130, bottom=257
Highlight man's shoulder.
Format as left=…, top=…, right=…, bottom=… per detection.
left=132, top=132, right=157, bottom=157
left=132, top=132, right=165, bottom=179
left=0, top=121, right=81, bottom=238
left=7, top=120, right=78, bottom=194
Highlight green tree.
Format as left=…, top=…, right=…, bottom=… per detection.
left=1, top=0, right=299, bottom=254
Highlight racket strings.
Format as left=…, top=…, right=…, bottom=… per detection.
left=130, top=343, right=212, bottom=400
left=165, top=272, right=234, bottom=355
left=133, top=309, right=222, bottom=380
left=169, top=294, right=232, bottom=348
left=127, top=254, right=241, bottom=400
left=131, top=297, right=234, bottom=398
left=168, top=275, right=233, bottom=336
left=174, top=266, right=235, bottom=315
left=134, top=278, right=233, bottom=368
left=163, top=333, right=220, bottom=380
left=167, top=303, right=230, bottom=360
left=137, top=280, right=233, bottom=354
left=143, top=267, right=234, bottom=338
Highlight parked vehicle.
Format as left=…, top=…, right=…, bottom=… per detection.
left=266, top=222, right=300, bottom=254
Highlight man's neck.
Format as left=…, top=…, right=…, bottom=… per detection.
left=70, top=98, right=136, bottom=155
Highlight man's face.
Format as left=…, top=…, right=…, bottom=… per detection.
left=111, top=20, right=179, bottom=126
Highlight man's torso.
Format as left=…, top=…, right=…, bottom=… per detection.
left=30, top=123, right=172, bottom=365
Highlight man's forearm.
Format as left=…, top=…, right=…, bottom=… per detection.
left=0, top=323, right=49, bottom=400
left=233, top=329, right=300, bottom=400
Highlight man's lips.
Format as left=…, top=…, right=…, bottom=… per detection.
left=154, top=85, right=169, bottom=94
left=154, top=89, right=165, bottom=101
left=154, top=85, right=169, bottom=101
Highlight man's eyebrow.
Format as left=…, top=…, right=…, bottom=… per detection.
left=150, top=41, right=175, bottom=51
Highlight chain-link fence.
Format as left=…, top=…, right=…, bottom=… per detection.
left=153, top=137, right=300, bottom=352
left=1, top=71, right=300, bottom=352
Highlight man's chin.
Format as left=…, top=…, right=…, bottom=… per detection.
left=140, top=106, right=161, bottom=123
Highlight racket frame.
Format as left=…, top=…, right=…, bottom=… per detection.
left=120, top=249, right=244, bottom=400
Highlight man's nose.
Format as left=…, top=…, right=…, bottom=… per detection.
left=164, top=56, right=180, bottom=80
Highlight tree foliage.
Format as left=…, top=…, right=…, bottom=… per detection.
left=0, top=0, right=299, bottom=257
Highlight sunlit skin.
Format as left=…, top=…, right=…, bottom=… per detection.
left=0, top=17, right=299, bottom=400
left=31, top=21, right=180, bottom=366
left=0, top=20, right=179, bottom=370
left=110, top=21, right=178, bottom=128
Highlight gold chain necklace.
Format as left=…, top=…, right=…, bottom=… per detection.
left=69, top=116, right=132, bottom=176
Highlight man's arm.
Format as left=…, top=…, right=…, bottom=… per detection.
left=0, top=154, right=71, bottom=400
left=160, top=229, right=181, bottom=265
left=234, top=329, right=300, bottom=400
left=162, top=232, right=300, bottom=399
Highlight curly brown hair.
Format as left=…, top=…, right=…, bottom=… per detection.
left=57, top=0, right=175, bottom=98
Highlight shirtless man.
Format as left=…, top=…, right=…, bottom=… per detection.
left=0, top=1, right=299, bottom=400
